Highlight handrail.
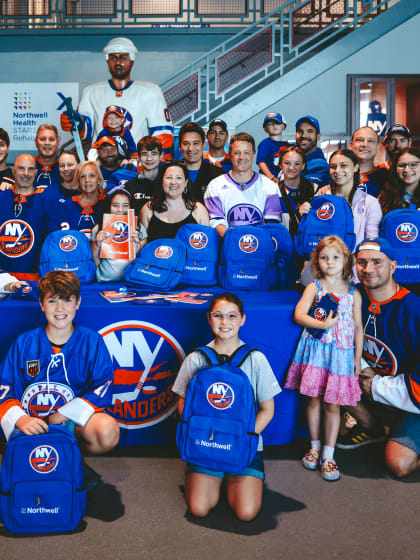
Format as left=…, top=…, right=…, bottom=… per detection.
left=159, top=0, right=403, bottom=124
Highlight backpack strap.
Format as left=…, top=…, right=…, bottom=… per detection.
left=194, top=344, right=256, bottom=367
left=280, top=183, right=300, bottom=237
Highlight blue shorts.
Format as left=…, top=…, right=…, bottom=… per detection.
left=390, top=412, right=420, bottom=455
left=185, top=452, right=265, bottom=480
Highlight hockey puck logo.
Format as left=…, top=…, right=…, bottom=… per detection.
left=317, top=202, right=335, bottom=221
left=154, top=245, right=173, bottom=259
left=207, top=382, right=234, bottom=410
left=111, top=221, right=129, bottom=243
left=0, top=219, right=34, bottom=258
left=100, top=320, right=185, bottom=442
left=239, top=234, right=258, bottom=253
left=22, top=382, right=75, bottom=418
left=396, top=223, right=418, bottom=243
left=59, top=234, right=77, bottom=252
left=189, top=231, right=208, bottom=249
left=314, top=307, right=327, bottom=321
left=29, top=445, right=59, bottom=474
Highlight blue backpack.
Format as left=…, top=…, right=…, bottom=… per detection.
left=124, top=238, right=187, bottom=290
left=380, top=207, right=420, bottom=283
left=175, top=223, right=221, bottom=286
left=294, top=195, right=356, bottom=258
left=38, top=229, right=96, bottom=283
left=0, top=425, right=86, bottom=533
left=176, top=344, right=259, bottom=473
left=218, top=226, right=276, bottom=290
left=259, top=223, right=296, bottom=288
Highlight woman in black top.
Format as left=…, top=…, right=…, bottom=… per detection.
left=140, top=160, right=209, bottom=242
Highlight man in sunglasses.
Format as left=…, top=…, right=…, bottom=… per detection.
left=0, top=154, right=52, bottom=280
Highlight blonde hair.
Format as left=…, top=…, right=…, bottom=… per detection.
left=74, top=160, right=104, bottom=191
left=310, top=235, right=353, bottom=281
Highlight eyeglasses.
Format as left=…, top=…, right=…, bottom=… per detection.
left=208, top=312, right=242, bottom=321
left=396, top=161, right=420, bottom=170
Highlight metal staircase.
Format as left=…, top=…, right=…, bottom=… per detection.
left=160, top=0, right=417, bottom=127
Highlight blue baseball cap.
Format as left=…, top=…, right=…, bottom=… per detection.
left=355, top=237, right=395, bottom=261
left=295, top=115, right=320, bottom=133
left=263, top=112, right=287, bottom=128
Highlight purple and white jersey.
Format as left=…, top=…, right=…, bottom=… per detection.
left=204, top=172, right=281, bottom=229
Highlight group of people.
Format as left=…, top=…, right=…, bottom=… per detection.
left=0, top=36, right=419, bottom=523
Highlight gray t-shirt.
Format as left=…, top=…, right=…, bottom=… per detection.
left=172, top=340, right=281, bottom=450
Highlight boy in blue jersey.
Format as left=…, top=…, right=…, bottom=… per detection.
left=337, top=238, right=420, bottom=478
left=257, top=112, right=289, bottom=183
left=0, top=271, right=119, bottom=455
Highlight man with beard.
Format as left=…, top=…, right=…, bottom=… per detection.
left=295, top=115, right=329, bottom=189
left=61, top=37, right=173, bottom=160
left=383, top=124, right=411, bottom=169
left=95, top=136, right=121, bottom=189
left=34, top=124, right=60, bottom=188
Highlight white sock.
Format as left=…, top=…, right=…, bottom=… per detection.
left=322, top=445, right=335, bottom=461
left=311, top=440, right=321, bottom=451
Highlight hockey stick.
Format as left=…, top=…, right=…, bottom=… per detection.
left=112, top=336, right=164, bottom=404
left=57, top=92, right=85, bottom=162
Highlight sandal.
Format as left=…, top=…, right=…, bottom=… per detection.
left=302, top=448, right=320, bottom=471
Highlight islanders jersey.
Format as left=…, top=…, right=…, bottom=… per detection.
left=0, top=188, right=51, bottom=278
left=78, top=80, right=173, bottom=159
left=358, top=166, right=389, bottom=197
left=204, top=172, right=282, bottom=229
left=203, top=152, right=232, bottom=172
left=34, top=156, right=60, bottom=188
left=56, top=193, right=105, bottom=238
left=0, top=324, right=114, bottom=439
left=257, top=137, right=289, bottom=177
left=94, top=126, right=138, bottom=159
left=360, top=285, right=420, bottom=411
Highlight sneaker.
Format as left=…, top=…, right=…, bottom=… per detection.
left=336, top=425, right=386, bottom=449
left=82, top=460, right=101, bottom=492
left=302, top=448, right=320, bottom=470
left=321, top=458, right=340, bottom=481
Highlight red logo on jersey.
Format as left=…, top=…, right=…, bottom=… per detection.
left=26, top=360, right=40, bottom=378
left=100, top=321, right=185, bottom=440
left=59, top=234, right=78, bottom=252
left=0, top=220, right=34, bottom=258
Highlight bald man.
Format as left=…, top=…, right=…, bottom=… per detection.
left=349, top=126, right=388, bottom=197
left=0, top=154, right=53, bottom=280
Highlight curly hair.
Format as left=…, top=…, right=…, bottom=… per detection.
left=149, top=160, right=196, bottom=213
left=310, top=235, right=354, bottom=281
left=378, top=148, right=420, bottom=215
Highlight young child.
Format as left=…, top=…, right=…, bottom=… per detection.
left=172, top=293, right=281, bottom=521
left=88, top=105, right=138, bottom=163
left=91, top=187, right=146, bottom=282
left=284, top=236, right=363, bottom=481
left=257, top=112, right=289, bottom=183
left=0, top=270, right=119, bottom=455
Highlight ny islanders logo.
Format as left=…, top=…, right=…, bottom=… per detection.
left=363, top=334, right=398, bottom=377
left=317, top=202, right=335, bottom=221
left=396, top=223, right=418, bottom=243
left=29, top=445, right=59, bottom=474
left=239, top=234, right=258, bottom=253
left=207, top=382, right=234, bottom=410
left=227, top=204, right=263, bottom=227
left=0, top=220, right=34, bottom=257
left=59, top=234, right=77, bottom=252
left=189, top=231, right=208, bottom=249
left=154, top=245, right=173, bottom=259
left=314, top=307, right=327, bottom=321
left=110, top=221, right=129, bottom=243
left=100, top=321, right=185, bottom=441
left=21, top=382, right=75, bottom=417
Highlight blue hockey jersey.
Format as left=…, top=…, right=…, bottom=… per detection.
left=0, top=324, right=114, bottom=440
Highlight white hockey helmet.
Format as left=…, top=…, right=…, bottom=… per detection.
left=103, top=37, right=138, bottom=61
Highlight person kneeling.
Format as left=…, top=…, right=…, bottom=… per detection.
left=0, top=271, right=119, bottom=459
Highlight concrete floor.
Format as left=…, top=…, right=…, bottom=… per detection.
left=1, top=439, right=418, bottom=560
